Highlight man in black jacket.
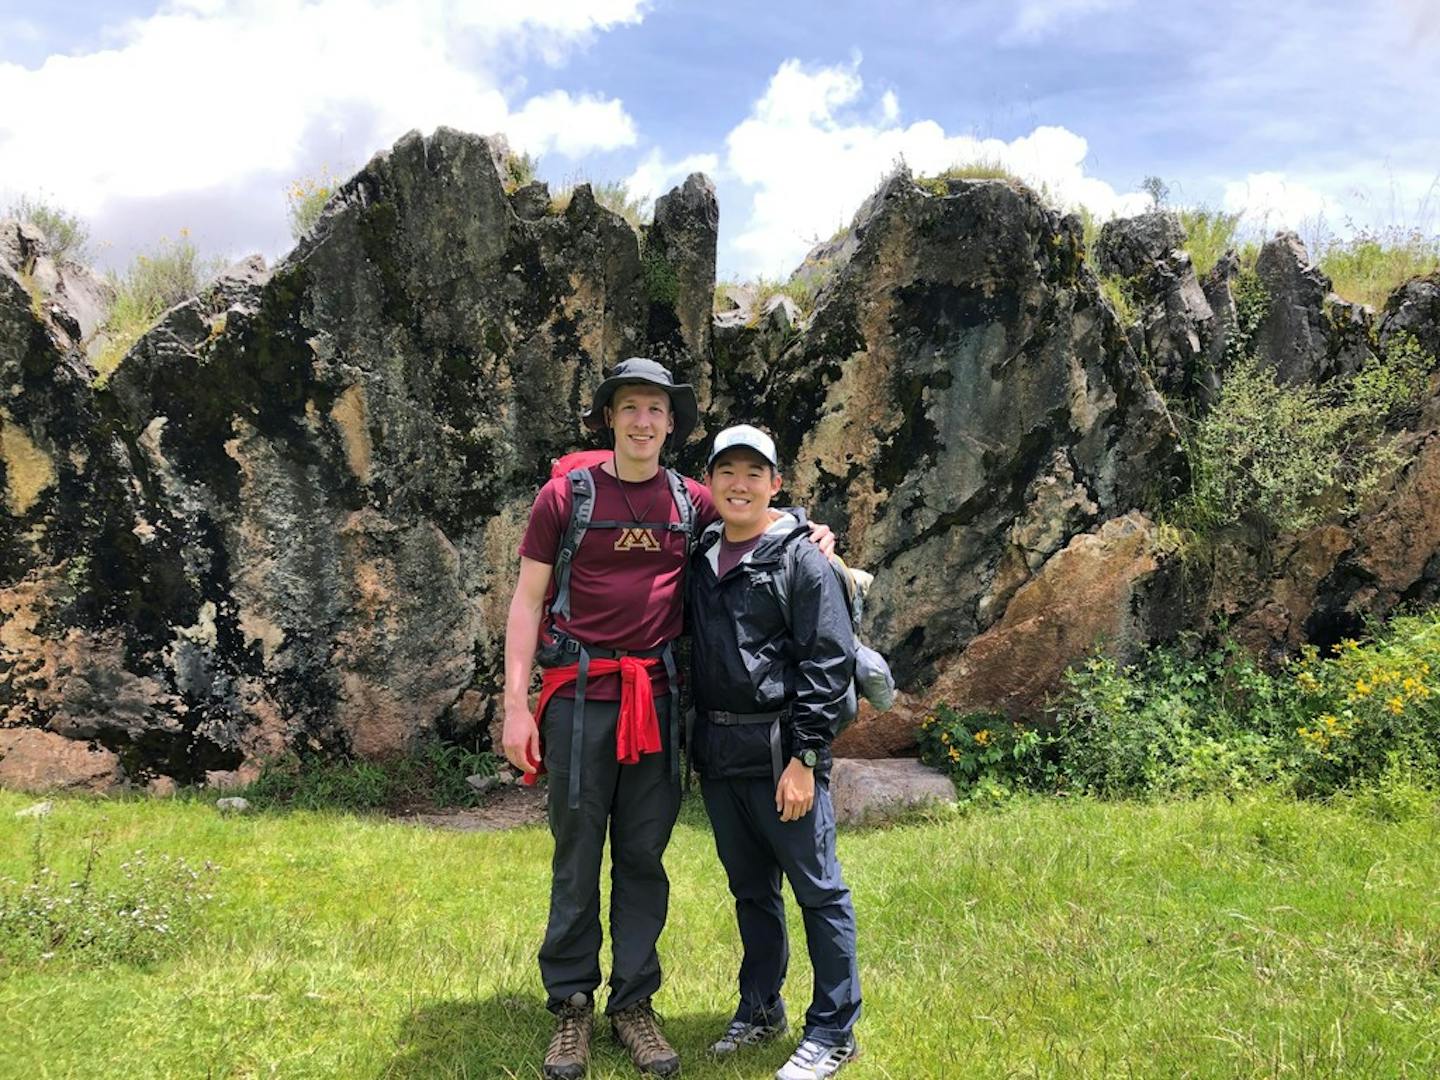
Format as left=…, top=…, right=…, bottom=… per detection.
left=687, top=424, right=862, bottom=1080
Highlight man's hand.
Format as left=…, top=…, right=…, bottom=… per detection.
left=775, top=758, right=815, bottom=821
left=502, top=700, right=542, bottom=775
left=806, top=520, right=836, bottom=558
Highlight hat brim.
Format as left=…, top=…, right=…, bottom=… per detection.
left=584, top=376, right=698, bottom=449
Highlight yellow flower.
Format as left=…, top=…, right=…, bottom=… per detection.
left=940, top=732, right=950, bottom=744
left=1354, top=679, right=1372, bottom=697
left=1342, top=638, right=1360, bottom=651
left=1296, top=671, right=1320, bottom=691
left=1321, top=713, right=1338, bottom=727
left=948, top=747, right=960, bottom=762
left=1388, top=696, right=1405, bottom=716
left=974, top=729, right=991, bottom=746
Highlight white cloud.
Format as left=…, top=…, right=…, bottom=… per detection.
left=0, top=0, right=645, bottom=259
left=624, top=149, right=721, bottom=206
left=1221, top=171, right=1343, bottom=233
left=722, top=59, right=1150, bottom=277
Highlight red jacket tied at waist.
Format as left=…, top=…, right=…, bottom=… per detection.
left=523, top=655, right=664, bottom=785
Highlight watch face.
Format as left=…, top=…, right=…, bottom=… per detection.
left=800, top=749, right=818, bottom=767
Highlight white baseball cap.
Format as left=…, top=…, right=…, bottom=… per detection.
left=706, top=424, right=778, bottom=470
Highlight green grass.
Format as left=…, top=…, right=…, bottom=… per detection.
left=3, top=789, right=1439, bottom=1077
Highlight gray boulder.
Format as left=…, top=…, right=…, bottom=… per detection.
left=828, top=758, right=956, bottom=825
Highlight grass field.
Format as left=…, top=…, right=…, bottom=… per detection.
left=2, top=788, right=1439, bottom=1079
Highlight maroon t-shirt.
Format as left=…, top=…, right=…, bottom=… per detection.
left=716, top=533, right=764, bottom=578
left=519, top=465, right=718, bottom=699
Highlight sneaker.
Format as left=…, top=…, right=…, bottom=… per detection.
left=610, top=998, right=681, bottom=1076
left=775, top=1036, right=859, bottom=1080
left=543, top=992, right=593, bottom=1080
left=709, top=1016, right=788, bottom=1056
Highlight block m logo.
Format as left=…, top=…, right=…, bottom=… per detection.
left=613, top=527, right=661, bottom=552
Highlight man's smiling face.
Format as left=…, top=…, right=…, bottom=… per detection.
left=606, top=385, right=674, bottom=469
left=708, top=448, right=782, bottom=536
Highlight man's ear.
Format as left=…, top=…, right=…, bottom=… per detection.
left=771, top=471, right=783, bottom=495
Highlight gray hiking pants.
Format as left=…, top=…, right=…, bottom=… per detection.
left=539, top=693, right=680, bottom=1014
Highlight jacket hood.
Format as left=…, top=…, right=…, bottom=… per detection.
left=699, top=506, right=811, bottom=567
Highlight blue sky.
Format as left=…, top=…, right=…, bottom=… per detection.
left=1, top=0, right=1436, bottom=278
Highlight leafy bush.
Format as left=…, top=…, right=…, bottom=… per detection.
left=94, top=231, right=221, bottom=382
left=286, top=168, right=337, bottom=240
left=1047, top=638, right=1301, bottom=798
left=1175, top=336, right=1429, bottom=536
left=1287, top=613, right=1440, bottom=795
left=5, top=194, right=91, bottom=262
left=1028, top=611, right=1440, bottom=802
left=1320, top=227, right=1440, bottom=310
left=917, top=706, right=1050, bottom=793
left=0, top=831, right=217, bottom=968
left=242, top=740, right=502, bottom=812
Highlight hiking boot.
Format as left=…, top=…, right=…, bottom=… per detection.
left=775, top=1035, right=859, bottom=1080
left=709, top=1015, right=788, bottom=1056
left=544, top=992, right=593, bottom=1080
left=610, top=998, right=681, bottom=1076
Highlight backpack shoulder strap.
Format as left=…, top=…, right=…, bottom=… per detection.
left=664, top=469, right=698, bottom=555
left=550, top=467, right=595, bottom=622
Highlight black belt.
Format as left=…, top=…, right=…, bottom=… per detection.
left=706, top=709, right=788, bottom=786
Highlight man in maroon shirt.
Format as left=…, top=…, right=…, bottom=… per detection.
left=502, top=358, right=710, bottom=1079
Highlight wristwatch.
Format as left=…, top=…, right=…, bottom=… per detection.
left=795, top=749, right=818, bottom=768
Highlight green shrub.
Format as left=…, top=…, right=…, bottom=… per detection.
left=917, top=706, right=1051, bottom=793
left=1320, top=227, right=1440, bottom=310
left=1178, top=206, right=1243, bottom=278
left=94, top=231, right=221, bottom=382
left=5, top=194, right=91, bottom=262
left=242, top=740, right=502, bottom=812
left=0, top=830, right=216, bottom=968
left=1046, top=640, right=1300, bottom=799
left=1175, top=337, right=1429, bottom=536
left=286, top=169, right=337, bottom=240
left=1286, top=612, right=1440, bottom=795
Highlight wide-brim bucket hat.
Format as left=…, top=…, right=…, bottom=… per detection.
left=582, top=357, right=698, bottom=449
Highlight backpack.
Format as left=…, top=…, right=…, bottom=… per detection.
left=545, top=449, right=699, bottom=623
left=770, top=547, right=897, bottom=730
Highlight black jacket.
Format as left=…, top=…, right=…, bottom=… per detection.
left=686, top=509, right=856, bottom=780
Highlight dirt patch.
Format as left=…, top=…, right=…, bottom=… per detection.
left=399, top=784, right=548, bottom=831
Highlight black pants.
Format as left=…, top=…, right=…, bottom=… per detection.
left=539, top=694, right=680, bottom=1014
left=701, top=775, right=862, bottom=1044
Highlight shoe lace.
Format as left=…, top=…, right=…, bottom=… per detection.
left=552, top=1004, right=588, bottom=1056
left=620, top=1003, right=670, bottom=1055
left=725, top=1019, right=770, bottom=1045
left=791, top=1038, right=828, bottom=1066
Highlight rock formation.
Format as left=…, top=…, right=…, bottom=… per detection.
left=2, top=128, right=1438, bottom=790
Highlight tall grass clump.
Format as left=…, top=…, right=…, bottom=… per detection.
left=500, top=149, right=539, bottom=193
left=0, top=829, right=217, bottom=969
left=94, top=231, right=221, bottom=382
left=549, top=177, right=649, bottom=228
left=1320, top=226, right=1440, bottom=310
left=916, top=159, right=1024, bottom=197
left=1178, top=206, right=1243, bottom=277
left=5, top=194, right=91, bottom=262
